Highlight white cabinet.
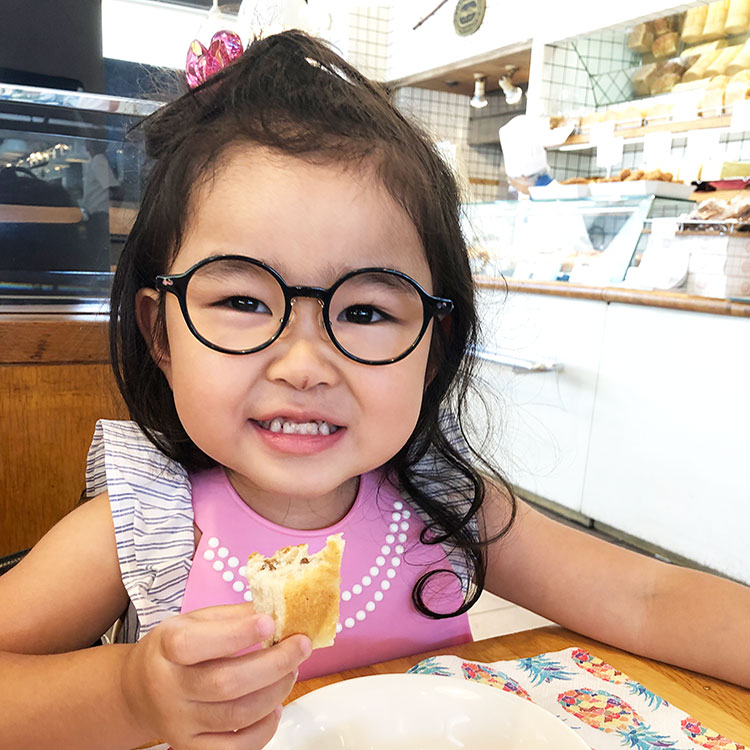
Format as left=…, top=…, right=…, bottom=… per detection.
left=581, top=304, right=750, bottom=583
left=471, top=290, right=606, bottom=514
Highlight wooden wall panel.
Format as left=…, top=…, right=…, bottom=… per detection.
left=0, top=362, right=127, bottom=556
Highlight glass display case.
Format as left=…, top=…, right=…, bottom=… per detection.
left=0, top=84, right=161, bottom=309
left=462, top=195, right=694, bottom=286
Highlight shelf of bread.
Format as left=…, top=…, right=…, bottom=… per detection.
left=558, top=2, right=750, bottom=148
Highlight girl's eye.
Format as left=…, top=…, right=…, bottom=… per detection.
left=339, top=305, right=390, bottom=324
left=219, top=296, right=271, bottom=314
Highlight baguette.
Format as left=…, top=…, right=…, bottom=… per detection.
left=682, top=5, right=709, bottom=44
left=245, top=533, right=345, bottom=649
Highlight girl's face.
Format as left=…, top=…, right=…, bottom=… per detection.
left=138, top=147, right=435, bottom=526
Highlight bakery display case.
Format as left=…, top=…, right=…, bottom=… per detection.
left=463, top=195, right=693, bottom=287
left=0, top=84, right=159, bottom=308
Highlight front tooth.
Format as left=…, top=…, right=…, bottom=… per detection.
left=319, top=422, right=330, bottom=436
left=270, top=418, right=283, bottom=433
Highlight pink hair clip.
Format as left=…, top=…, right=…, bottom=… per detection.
left=186, top=30, right=244, bottom=88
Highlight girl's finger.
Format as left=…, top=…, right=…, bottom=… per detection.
left=190, top=706, right=281, bottom=750
left=181, top=634, right=310, bottom=702
left=159, top=607, right=276, bottom=665
left=190, top=669, right=296, bottom=733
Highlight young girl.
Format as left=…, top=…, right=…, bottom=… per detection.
left=0, top=30, right=748, bottom=750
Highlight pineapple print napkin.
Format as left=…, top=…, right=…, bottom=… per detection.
left=407, top=648, right=746, bottom=750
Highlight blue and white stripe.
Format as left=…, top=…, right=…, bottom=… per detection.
left=86, top=420, right=194, bottom=642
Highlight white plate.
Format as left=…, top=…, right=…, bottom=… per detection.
left=588, top=180, right=695, bottom=200
left=266, top=673, right=589, bottom=749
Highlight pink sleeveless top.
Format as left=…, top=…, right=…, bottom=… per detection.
left=180, top=467, right=472, bottom=679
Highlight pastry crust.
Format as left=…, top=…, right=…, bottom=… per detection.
left=245, top=533, right=345, bottom=649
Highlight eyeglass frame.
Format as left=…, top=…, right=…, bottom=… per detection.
left=154, top=254, right=454, bottom=365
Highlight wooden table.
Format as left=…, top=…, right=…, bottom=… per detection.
left=290, top=626, right=750, bottom=745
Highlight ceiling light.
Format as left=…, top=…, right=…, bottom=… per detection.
left=499, top=65, right=523, bottom=105
left=470, top=74, right=488, bottom=109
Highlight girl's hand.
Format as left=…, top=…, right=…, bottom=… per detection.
left=120, top=603, right=311, bottom=750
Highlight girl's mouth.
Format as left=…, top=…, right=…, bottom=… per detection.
left=254, top=418, right=342, bottom=436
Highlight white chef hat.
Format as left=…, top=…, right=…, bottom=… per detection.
left=499, top=115, right=575, bottom=179
left=499, top=115, right=549, bottom=179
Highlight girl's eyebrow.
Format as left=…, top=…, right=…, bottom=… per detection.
left=258, top=257, right=395, bottom=283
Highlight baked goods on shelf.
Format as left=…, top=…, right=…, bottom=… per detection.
left=725, top=0, right=750, bottom=35
left=653, top=31, right=680, bottom=59
left=686, top=193, right=750, bottom=223
left=705, top=44, right=743, bottom=76
left=682, top=5, right=709, bottom=44
left=632, top=63, right=661, bottom=96
left=629, top=22, right=654, bottom=54
left=651, top=60, right=688, bottom=93
left=726, top=69, right=750, bottom=104
left=683, top=48, right=725, bottom=81
left=560, top=168, right=682, bottom=184
left=702, top=0, right=730, bottom=41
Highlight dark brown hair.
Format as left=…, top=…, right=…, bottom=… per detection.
left=110, top=29, right=516, bottom=617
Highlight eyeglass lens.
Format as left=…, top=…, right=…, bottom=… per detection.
left=184, top=258, right=428, bottom=361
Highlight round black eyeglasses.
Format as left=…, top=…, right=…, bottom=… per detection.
left=155, top=255, right=453, bottom=365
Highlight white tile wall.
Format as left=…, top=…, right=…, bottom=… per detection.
left=347, top=7, right=503, bottom=202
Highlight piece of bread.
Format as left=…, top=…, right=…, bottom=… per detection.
left=726, top=40, right=750, bottom=74
left=705, top=44, right=742, bottom=75
left=702, top=0, right=730, bottom=41
left=683, top=49, right=725, bottom=81
left=632, top=63, right=662, bottom=96
left=628, top=23, right=654, bottom=54
left=680, top=39, right=727, bottom=67
left=682, top=5, right=709, bottom=44
left=726, top=68, right=750, bottom=104
left=725, top=0, right=750, bottom=35
left=652, top=16, right=675, bottom=36
left=652, top=31, right=680, bottom=59
left=245, top=533, right=345, bottom=649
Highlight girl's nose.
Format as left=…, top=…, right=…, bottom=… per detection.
left=265, top=299, right=339, bottom=390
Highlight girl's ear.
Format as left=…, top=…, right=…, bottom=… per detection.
left=135, top=287, right=173, bottom=386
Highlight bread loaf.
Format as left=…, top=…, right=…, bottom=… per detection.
left=683, top=49, right=724, bottom=81
left=702, top=0, right=730, bottom=40
left=632, top=63, right=662, bottom=95
left=726, top=69, right=750, bottom=104
left=726, top=40, right=750, bottom=74
left=652, top=16, right=675, bottom=36
left=653, top=31, right=680, bottom=59
left=650, top=69, right=683, bottom=94
left=680, top=39, right=727, bottom=66
left=672, top=78, right=713, bottom=93
left=628, top=22, right=654, bottom=53
left=682, top=5, right=709, bottom=44
left=705, top=44, right=743, bottom=75
left=245, top=533, right=345, bottom=649
left=725, top=0, right=750, bottom=35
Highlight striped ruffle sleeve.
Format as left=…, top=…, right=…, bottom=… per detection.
left=85, top=420, right=194, bottom=641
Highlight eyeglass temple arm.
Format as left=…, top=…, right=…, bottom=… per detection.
left=429, top=296, right=453, bottom=319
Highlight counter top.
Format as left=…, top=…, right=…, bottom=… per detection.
left=476, top=276, right=750, bottom=318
